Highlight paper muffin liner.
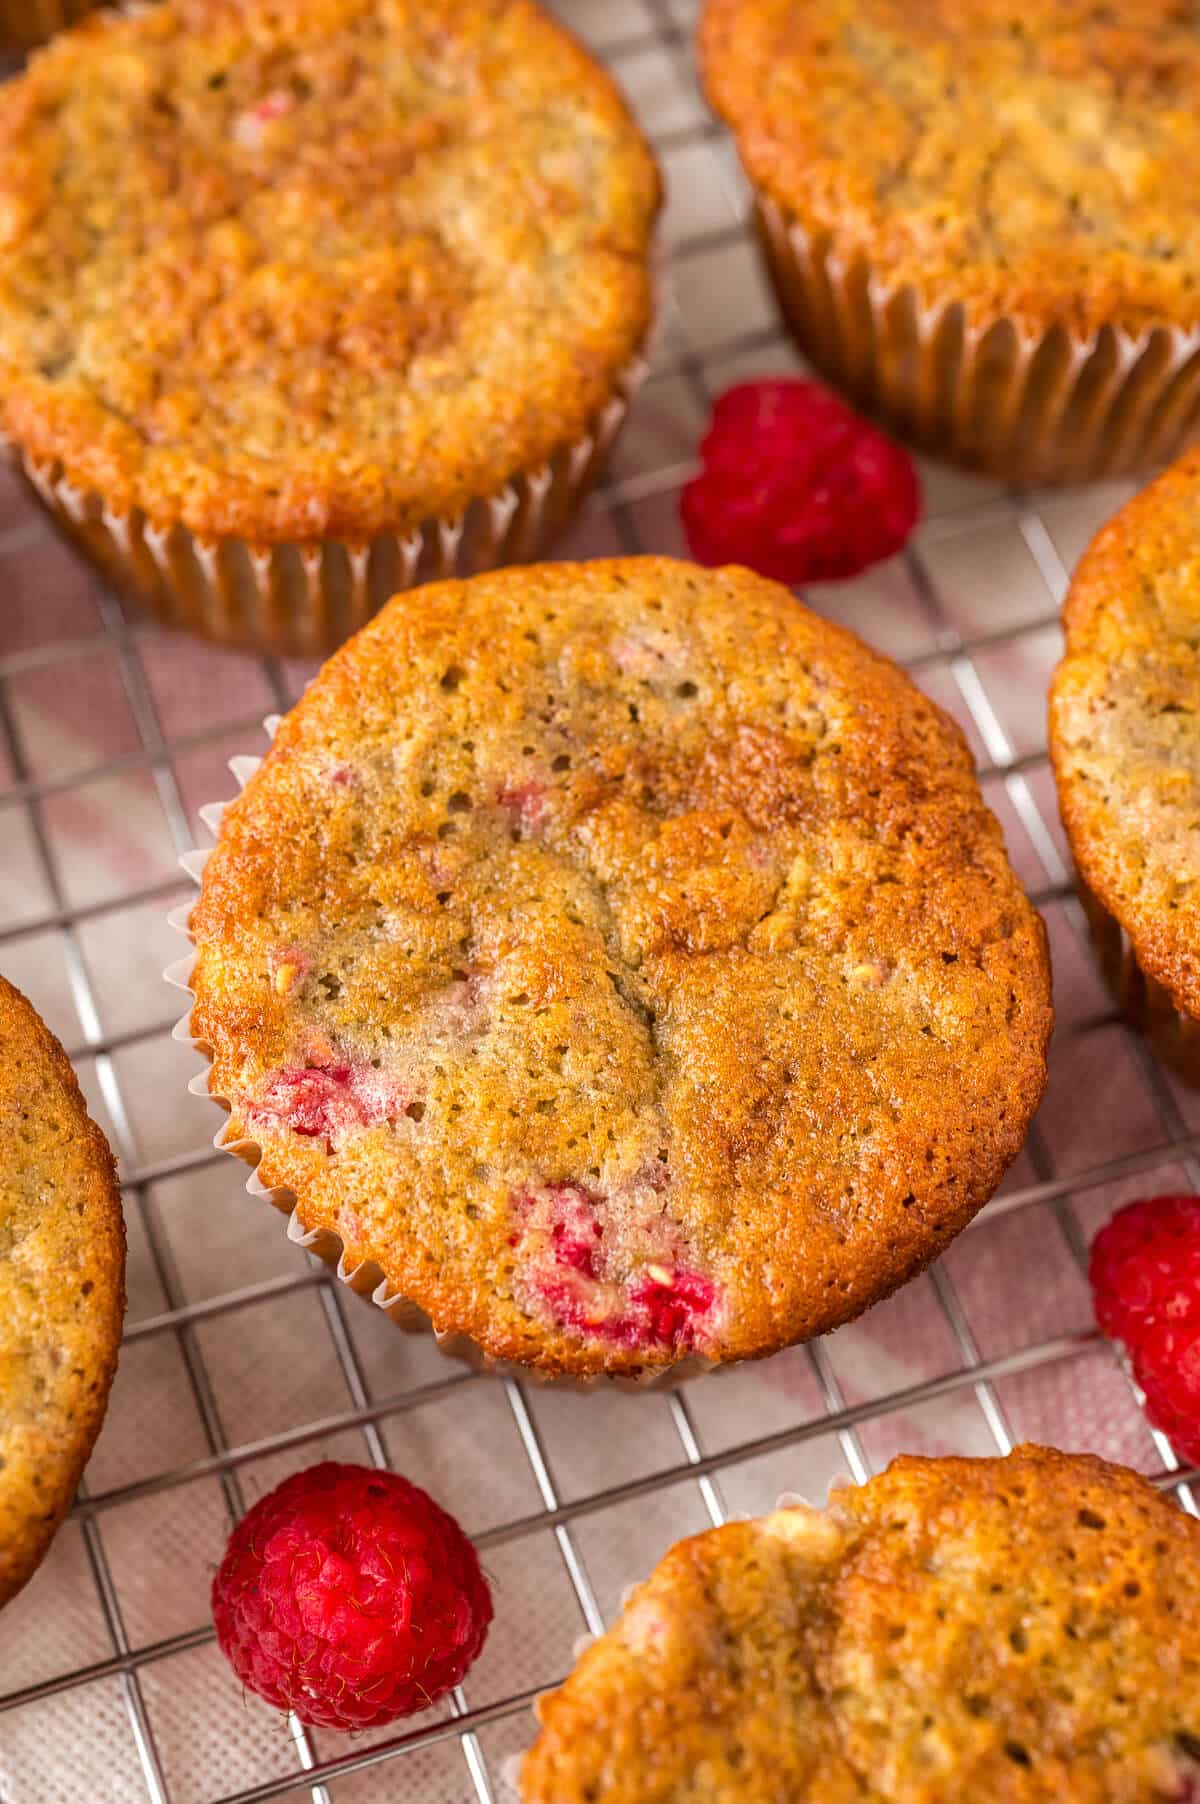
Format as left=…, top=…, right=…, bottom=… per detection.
left=10, top=355, right=647, bottom=658
left=1076, top=873, right=1200, bottom=1084
left=165, top=714, right=724, bottom=1390
left=0, top=0, right=98, bottom=48
left=508, top=1477, right=857, bottom=1784
left=754, top=193, right=1200, bottom=487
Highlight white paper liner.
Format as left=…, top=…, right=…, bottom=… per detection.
left=754, top=192, right=1200, bottom=486
left=10, top=354, right=647, bottom=656
left=167, top=711, right=729, bottom=1390
left=1076, top=874, right=1200, bottom=1084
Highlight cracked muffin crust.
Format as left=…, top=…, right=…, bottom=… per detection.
left=698, top=0, right=1200, bottom=482
left=0, top=0, right=657, bottom=543
left=522, top=1445, right=1200, bottom=1802
left=0, top=975, right=124, bottom=1609
left=1051, top=451, right=1200, bottom=1030
left=188, top=557, right=1051, bottom=1379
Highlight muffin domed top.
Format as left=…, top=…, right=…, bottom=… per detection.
left=0, top=976, right=124, bottom=1608
left=0, top=0, right=658, bottom=541
left=524, top=1445, right=1200, bottom=1800
left=189, top=557, right=1050, bottom=1378
left=700, top=0, right=1200, bottom=333
left=1051, top=447, right=1200, bottom=1019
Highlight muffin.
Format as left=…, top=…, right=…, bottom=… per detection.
left=0, top=0, right=98, bottom=52
left=181, top=557, right=1052, bottom=1383
left=699, top=0, right=1200, bottom=486
left=0, top=0, right=658, bottom=655
left=523, top=1444, right=1200, bottom=1801
left=0, top=975, right=125, bottom=1608
left=1050, top=449, right=1200, bottom=1077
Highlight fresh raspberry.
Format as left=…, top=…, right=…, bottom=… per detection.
left=680, top=379, right=921, bottom=585
left=211, top=1463, right=492, bottom=1730
left=1088, top=1195, right=1200, bottom=1339
left=1088, top=1195, right=1200, bottom=1463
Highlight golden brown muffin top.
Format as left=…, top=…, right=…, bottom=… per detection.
left=699, top=0, right=1200, bottom=334
left=524, top=1445, right=1200, bottom=1802
left=0, top=0, right=658, bottom=542
left=0, top=975, right=124, bottom=1609
left=1050, top=449, right=1200, bottom=1020
left=189, top=558, right=1050, bottom=1379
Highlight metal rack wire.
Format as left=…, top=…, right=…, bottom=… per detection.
left=2, top=1, right=1199, bottom=1799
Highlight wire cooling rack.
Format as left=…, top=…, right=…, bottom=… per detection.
left=3, top=2, right=1200, bottom=1800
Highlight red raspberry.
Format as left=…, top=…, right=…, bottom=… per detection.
left=1088, top=1195, right=1200, bottom=1338
left=680, top=379, right=921, bottom=585
left=1088, top=1195, right=1200, bottom=1464
left=211, top=1463, right=492, bottom=1729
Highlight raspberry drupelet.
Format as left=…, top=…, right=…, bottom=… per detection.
left=187, top=558, right=1051, bottom=1381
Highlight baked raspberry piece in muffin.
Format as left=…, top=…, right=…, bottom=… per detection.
left=523, top=1445, right=1200, bottom=1801
left=187, top=558, right=1051, bottom=1380
left=0, top=0, right=658, bottom=652
left=699, top=0, right=1200, bottom=486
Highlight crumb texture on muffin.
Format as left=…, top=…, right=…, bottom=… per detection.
left=0, top=975, right=124, bottom=1608
left=1051, top=449, right=1200, bottom=1020
left=699, top=0, right=1200, bottom=332
left=189, top=558, right=1050, bottom=1377
left=523, top=1445, right=1200, bottom=1801
left=0, top=0, right=658, bottom=541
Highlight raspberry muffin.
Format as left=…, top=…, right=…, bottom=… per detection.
left=700, top=0, right=1200, bottom=485
left=524, top=1445, right=1200, bottom=1801
left=1050, top=449, right=1200, bottom=1078
left=0, top=0, right=658, bottom=655
left=185, top=557, right=1051, bottom=1382
left=0, top=976, right=124, bottom=1608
